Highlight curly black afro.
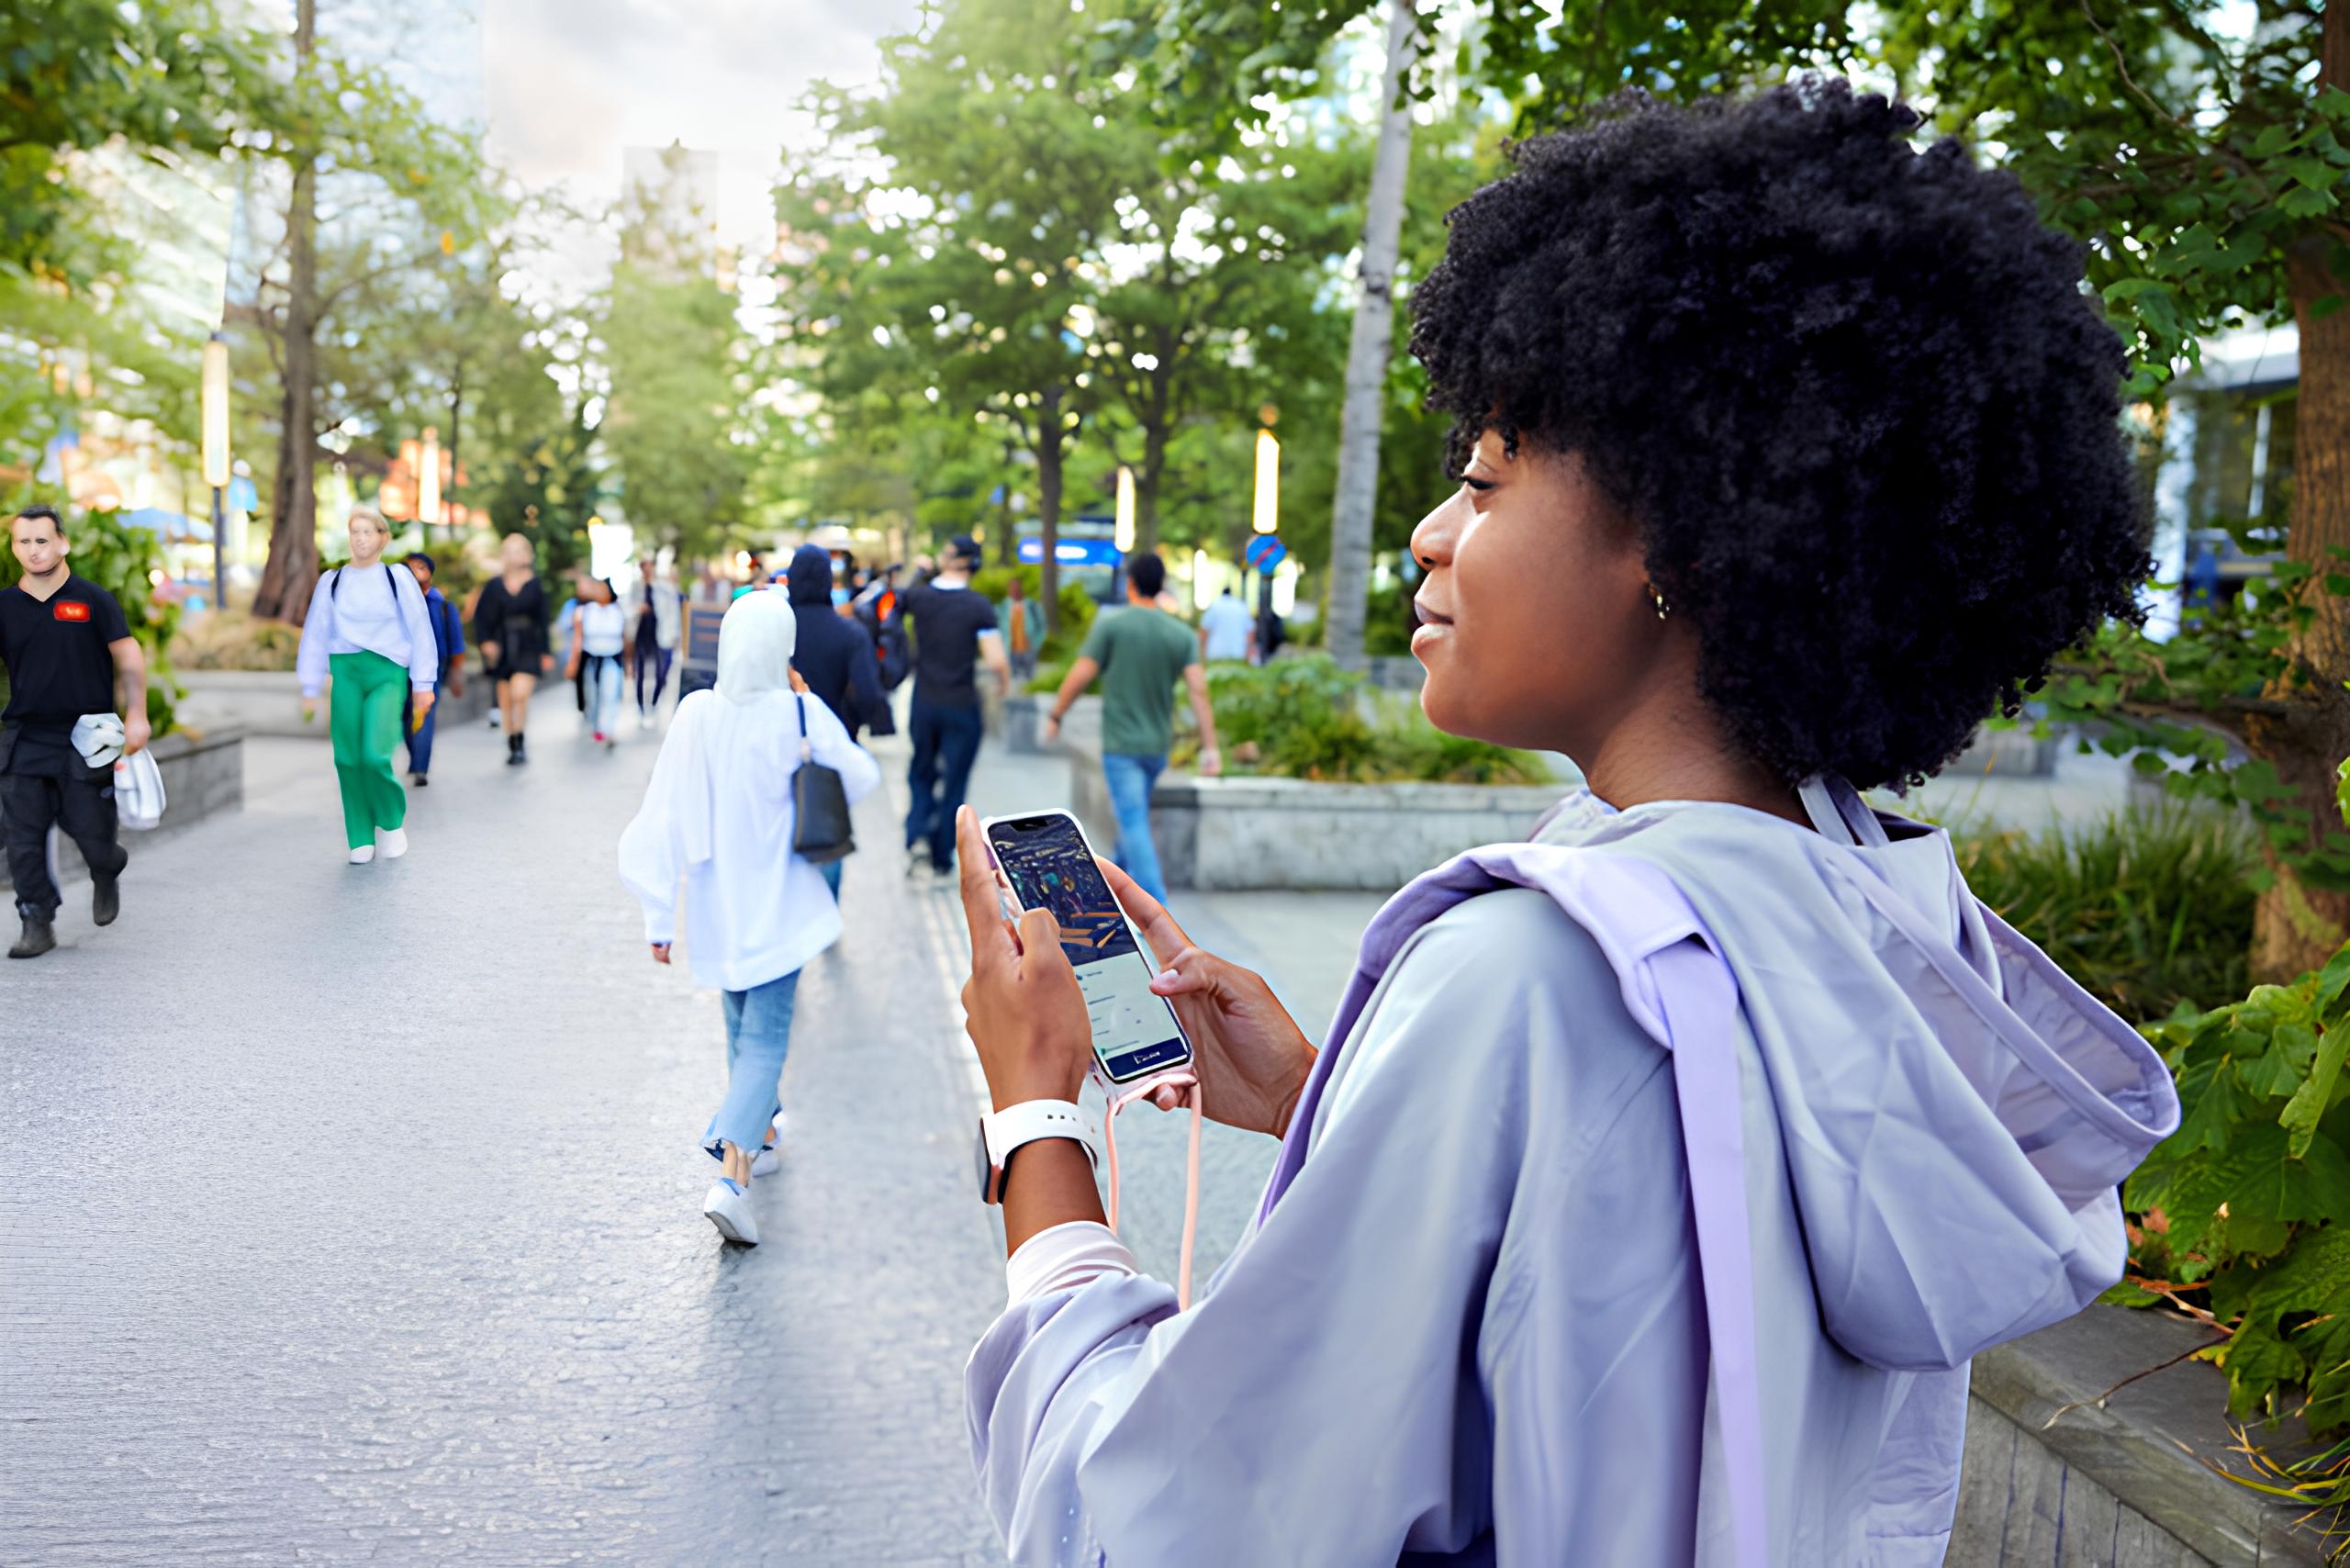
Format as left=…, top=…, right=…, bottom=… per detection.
left=1408, top=80, right=2150, bottom=791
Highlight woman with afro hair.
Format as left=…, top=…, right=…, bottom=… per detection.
left=953, top=81, right=2179, bottom=1566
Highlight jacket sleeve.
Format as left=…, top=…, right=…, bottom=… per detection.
left=296, top=574, right=335, bottom=698
left=846, top=626, right=887, bottom=727
left=967, top=907, right=1563, bottom=1567
left=617, top=693, right=711, bottom=944
left=397, top=570, right=439, bottom=690
left=471, top=585, right=501, bottom=648
left=802, top=694, right=882, bottom=803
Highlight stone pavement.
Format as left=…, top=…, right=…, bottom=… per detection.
left=1, top=695, right=1394, bottom=1567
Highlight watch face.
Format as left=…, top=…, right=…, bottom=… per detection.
left=974, top=1117, right=995, bottom=1204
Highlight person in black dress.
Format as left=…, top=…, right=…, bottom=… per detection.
left=473, top=532, right=553, bottom=766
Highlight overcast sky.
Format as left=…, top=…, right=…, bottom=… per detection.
left=479, top=0, right=924, bottom=286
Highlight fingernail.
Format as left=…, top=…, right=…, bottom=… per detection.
left=1157, top=969, right=1178, bottom=984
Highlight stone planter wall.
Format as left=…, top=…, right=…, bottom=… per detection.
left=0, top=723, right=246, bottom=895
left=1069, top=766, right=1566, bottom=891
left=1950, top=1306, right=2331, bottom=1566
left=176, top=668, right=490, bottom=738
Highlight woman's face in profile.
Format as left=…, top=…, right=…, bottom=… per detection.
left=1408, top=432, right=1657, bottom=758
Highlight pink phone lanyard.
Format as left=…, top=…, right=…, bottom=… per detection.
left=1099, top=1068, right=1207, bottom=1309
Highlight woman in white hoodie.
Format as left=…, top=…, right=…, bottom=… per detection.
left=618, top=589, right=880, bottom=1246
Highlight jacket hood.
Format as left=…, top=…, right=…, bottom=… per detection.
left=1519, top=783, right=2180, bottom=1373
left=787, top=544, right=834, bottom=605
left=715, top=588, right=797, bottom=704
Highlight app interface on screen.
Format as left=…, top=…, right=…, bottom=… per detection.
left=990, top=820, right=1190, bottom=1081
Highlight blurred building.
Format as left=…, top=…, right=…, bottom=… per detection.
left=2145, top=326, right=2297, bottom=637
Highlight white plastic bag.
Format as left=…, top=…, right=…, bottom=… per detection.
left=114, top=747, right=166, bottom=831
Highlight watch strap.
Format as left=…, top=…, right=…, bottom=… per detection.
left=979, top=1099, right=1099, bottom=1204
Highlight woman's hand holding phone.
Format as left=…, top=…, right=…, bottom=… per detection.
left=1097, top=858, right=1318, bottom=1139
left=954, top=808, right=1095, bottom=1110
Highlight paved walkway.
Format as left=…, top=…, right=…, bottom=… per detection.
left=3, top=692, right=1394, bottom=1566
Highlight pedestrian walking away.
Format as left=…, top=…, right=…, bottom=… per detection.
left=617, top=590, right=881, bottom=1247
left=1198, top=584, right=1253, bottom=665
left=296, top=507, right=439, bottom=865
left=0, top=504, right=147, bottom=958
left=473, top=532, right=552, bottom=766
left=898, top=534, right=1008, bottom=879
left=1044, top=550, right=1220, bottom=906
left=953, top=84, right=2177, bottom=1566
left=785, top=543, right=890, bottom=896
left=998, top=574, right=1044, bottom=685
left=625, top=555, right=682, bottom=728
left=399, top=552, right=465, bottom=787
left=568, top=577, right=628, bottom=747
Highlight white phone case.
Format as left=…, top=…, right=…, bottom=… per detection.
left=979, top=808, right=1196, bottom=1090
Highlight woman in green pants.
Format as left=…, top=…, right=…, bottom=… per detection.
left=296, top=508, right=440, bottom=864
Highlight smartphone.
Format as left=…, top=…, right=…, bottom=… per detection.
left=982, top=810, right=1195, bottom=1087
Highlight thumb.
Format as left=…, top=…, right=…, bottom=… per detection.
left=1013, top=906, right=1072, bottom=977
left=1148, top=947, right=1214, bottom=996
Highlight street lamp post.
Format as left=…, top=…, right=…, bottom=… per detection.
left=418, top=426, right=442, bottom=543
left=201, top=333, right=230, bottom=613
left=1114, top=465, right=1136, bottom=554
left=1252, top=427, right=1280, bottom=621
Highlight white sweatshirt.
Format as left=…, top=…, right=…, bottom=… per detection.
left=296, top=562, right=440, bottom=696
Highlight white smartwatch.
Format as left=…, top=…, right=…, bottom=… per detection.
left=976, top=1100, right=1100, bottom=1205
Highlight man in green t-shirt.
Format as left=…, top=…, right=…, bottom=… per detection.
left=1044, top=551, right=1221, bottom=903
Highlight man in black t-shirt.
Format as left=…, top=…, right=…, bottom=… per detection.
left=0, top=505, right=147, bottom=958
left=897, top=535, right=1010, bottom=877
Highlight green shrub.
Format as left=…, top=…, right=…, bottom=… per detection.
left=170, top=610, right=302, bottom=672
left=0, top=504, right=179, bottom=734
left=1362, top=579, right=1416, bottom=657
left=972, top=565, right=1095, bottom=659
left=1953, top=806, right=2259, bottom=1023
left=2114, top=952, right=2350, bottom=1435
left=1192, top=655, right=1550, bottom=785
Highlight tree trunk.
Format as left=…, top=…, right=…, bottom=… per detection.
left=252, top=0, right=319, bottom=624
left=1037, top=385, right=1065, bottom=635
left=1323, top=0, right=1416, bottom=672
left=1137, top=341, right=1174, bottom=556
left=1139, top=398, right=1169, bottom=558
left=2248, top=0, right=2350, bottom=982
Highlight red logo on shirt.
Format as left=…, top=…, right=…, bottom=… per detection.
left=52, top=600, right=90, bottom=622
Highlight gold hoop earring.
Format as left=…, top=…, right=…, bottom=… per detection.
left=1647, top=584, right=1670, bottom=621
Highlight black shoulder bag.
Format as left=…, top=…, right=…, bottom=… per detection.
left=791, top=696, right=856, bottom=863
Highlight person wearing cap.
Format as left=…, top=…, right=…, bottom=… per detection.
left=0, top=504, right=146, bottom=958
left=898, top=533, right=1009, bottom=879
left=399, top=552, right=464, bottom=787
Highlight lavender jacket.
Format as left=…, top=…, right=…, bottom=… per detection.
left=968, top=777, right=2180, bottom=1565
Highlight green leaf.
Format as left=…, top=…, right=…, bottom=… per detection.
left=2282, top=1025, right=2350, bottom=1157
left=2280, top=187, right=2337, bottom=219
left=2242, top=1024, right=2319, bottom=1097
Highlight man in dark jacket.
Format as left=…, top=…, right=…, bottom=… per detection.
left=787, top=543, right=889, bottom=742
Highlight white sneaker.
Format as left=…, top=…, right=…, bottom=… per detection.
left=750, top=1118, right=785, bottom=1178
left=378, top=827, right=408, bottom=860
left=638, top=712, right=655, bottom=733
left=702, top=1179, right=758, bottom=1246
left=348, top=845, right=375, bottom=865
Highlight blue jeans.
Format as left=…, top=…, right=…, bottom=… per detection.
left=820, top=859, right=843, bottom=897
left=1102, top=753, right=1169, bottom=905
left=585, top=655, right=625, bottom=736
left=905, top=700, right=984, bottom=870
left=704, top=969, right=800, bottom=1159
left=403, top=689, right=437, bottom=775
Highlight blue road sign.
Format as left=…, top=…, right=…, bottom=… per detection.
left=1244, top=534, right=1287, bottom=575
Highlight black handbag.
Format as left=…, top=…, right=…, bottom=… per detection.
left=790, top=696, right=856, bottom=863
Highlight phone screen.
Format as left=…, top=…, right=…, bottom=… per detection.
left=987, top=814, right=1192, bottom=1084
